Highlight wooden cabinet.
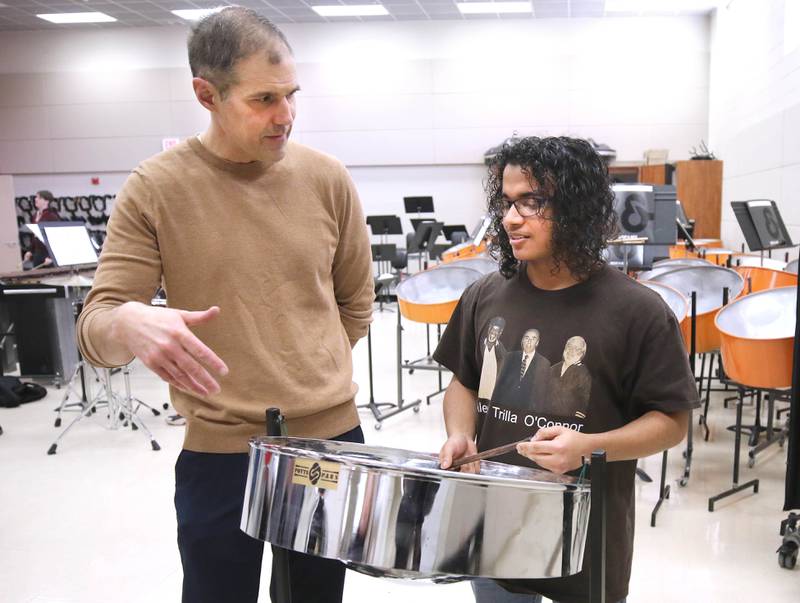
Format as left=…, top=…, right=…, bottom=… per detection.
left=675, top=160, right=723, bottom=239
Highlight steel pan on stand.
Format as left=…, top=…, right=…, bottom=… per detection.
left=241, top=436, right=591, bottom=582
left=732, top=254, right=788, bottom=271
left=649, top=265, right=744, bottom=354
left=734, top=265, right=797, bottom=294
left=639, top=280, right=692, bottom=523
left=649, top=265, right=745, bottom=443
left=391, top=267, right=482, bottom=414
left=786, top=258, right=799, bottom=274
left=434, top=255, right=498, bottom=276
left=708, top=286, right=797, bottom=510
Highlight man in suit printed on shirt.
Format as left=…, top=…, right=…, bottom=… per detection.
left=547, top=335, right=592, bottom=419
left=491, top=328, right=550, bottom=411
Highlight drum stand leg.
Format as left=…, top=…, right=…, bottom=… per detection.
left=356, top=326, right=395, bottom=427
left=265, top=409, right=292, bottom=603
left=400, top=322, right=449, bottom=405
left=46, top=367, right=159, bottom=455
left=365, top=311, right=421, bottom=429
left=589, top=451, right=607, bottom=603
left=651, top=449, right=671, bottom=527
left=53, top=358, right=99, bottom=427
left=747, top=390, right=789, bottom=467
left=119, top=365, right=161, bottom=451
left=708, top=387, right=759, bottom=511
left=681, top=292, right=698, bottom=488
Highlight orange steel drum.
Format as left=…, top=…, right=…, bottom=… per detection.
left=735, top=265, right=798, bottom=294
left=440, top=240, right=487, bottom=263
left=715, top=286, right=796, bottom=389
left=702, top=247, right=734, bottom=266
left=641, top=281, right=690, bottom=348
left=669, top=239, right=722, bottom=259
left=640, top=258, right=713, bottom=281
left=436, top=255, right=498, bottom=275
left=649, top=265, right=744, bottom=353
left=396, top=266, right=482, bottom=324
left=732, top=254, right=787, bottom=271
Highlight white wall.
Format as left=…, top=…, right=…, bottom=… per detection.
left=1, top=16, right=710, bottom=230
left=709, top=0, right=800, bottom=258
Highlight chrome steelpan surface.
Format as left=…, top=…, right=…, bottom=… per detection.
left=649, top=265, right=744, bottom=314
left=786, top=259, right=799, bottom=274
left=652, top=258, right=712, bottom=268
left=396, top=266, right=482, bottom=305
left=734, top=255, right=787, bottom=270
left=241, top=437, right=590, bottom=582
left=435, top=256, right=498, bottom=275
left=641, top=281, right=689, bottom=322
left=716, top=286, right=797, bottom=340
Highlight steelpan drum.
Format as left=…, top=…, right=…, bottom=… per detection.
left=640, top=259, right=712, bottom=281
left=735, top=265, right=797, bottom=294
left=640, top=281, right=690, bottom=347
left=396, top=266, right=482, bottom=324
left=733, top=255, right=787, bottom=271
left=435, top=256, right=498, bottom=276
left=241, top=437, right=590, bottom=582
left=786, top=259, right=799, bottom=274
left=715, top=286, right=797, bottom=389
left=649, top=265, right=744, bottom=353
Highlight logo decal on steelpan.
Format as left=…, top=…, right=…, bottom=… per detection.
left=292, top=459, right=340, bottom=490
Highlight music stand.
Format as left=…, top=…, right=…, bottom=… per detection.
left=366, top=215, right=403, bottom=244
left=403, top=196, right=434, bottom=215
left=732, top=200, right=794, bottom=258
left=40, top=222, right=98, bottom=267
left=442, top=225, right=468, bottom=242
left=410, top=218, right=435, bottom=232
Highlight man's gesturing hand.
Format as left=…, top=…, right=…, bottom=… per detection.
left=112, top=301, right=229, bottom=397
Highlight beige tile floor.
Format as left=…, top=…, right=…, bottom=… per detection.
left=0, top=307, right=797, bottom=602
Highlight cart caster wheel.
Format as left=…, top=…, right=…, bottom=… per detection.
left=778, top=545, right=797, bottom=569
left=413, top=406, right=420, bottom=413
left=54, top=418, right=61, bottom=428
left=47, top=443, right=57, bottom=455
left=151, top=440, right=161, bottom=451
left=374, top=423, right=382, bottom=431
left=748, top=456, right=755, bottom=468
left=679, top=478, right=688, bottom=487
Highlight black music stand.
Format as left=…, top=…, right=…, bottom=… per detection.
left=732, top=200, right=795, bottom=262
left=366, top=215, right=403, bottom=242
left=410, top=218, right=435, bottom=232
left=442, top=225, right=468, bottom=243
left=403, top=196, right=434, bottom=215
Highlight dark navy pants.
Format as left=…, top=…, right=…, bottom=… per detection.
left=175, top=425, right=365, bottom=603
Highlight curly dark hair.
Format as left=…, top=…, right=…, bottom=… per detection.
left=485, top=136, right=617, bottom=281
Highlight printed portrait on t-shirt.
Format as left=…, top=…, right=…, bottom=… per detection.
left=490, top=328, right=551, bottom=412
left=547, top=335, right=592, bottom=419
left=477, top=317, right=507, bottom=400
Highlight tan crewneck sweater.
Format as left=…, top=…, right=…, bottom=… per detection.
left=78, top=137, right=374, bottom=452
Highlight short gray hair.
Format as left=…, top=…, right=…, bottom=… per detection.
left=188, top=6, right=293, bottom=98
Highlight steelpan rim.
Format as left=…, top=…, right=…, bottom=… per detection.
left=249, top=436, right=588, bottom=493
left=715, top=285, right=797, bottom=342
left=648, top=265, right=744, bottom=314
left=395, top=266, right=483, bottom=302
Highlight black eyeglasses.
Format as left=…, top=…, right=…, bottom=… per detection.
left=499, top=195, right=549, bottom=218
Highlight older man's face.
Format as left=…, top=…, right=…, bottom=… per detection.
left=521, top=331, right=539, bottom=354
left=563, top=337, right=586, bottom=366
left=487, top=326, right=500, bottom=343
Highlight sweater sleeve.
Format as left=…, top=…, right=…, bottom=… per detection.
left=77, top=171, right=163, bottom=367
left=331, top=165, right=374, bottom=344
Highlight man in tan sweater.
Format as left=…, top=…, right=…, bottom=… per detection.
left=77, top=7, right=374, bottom=603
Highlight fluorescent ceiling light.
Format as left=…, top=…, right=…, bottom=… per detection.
left=171, top=7, right=228, bottom=21
left=312, top=5, right=389, bottom=17
left=37, top=12, right=117, bottom=24
left=604, top=0, right=721, bottom=13
left=457, top=2, right=533, bottom=15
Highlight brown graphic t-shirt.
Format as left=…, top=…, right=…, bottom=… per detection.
left=433, top=264, right=699, bottom=603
